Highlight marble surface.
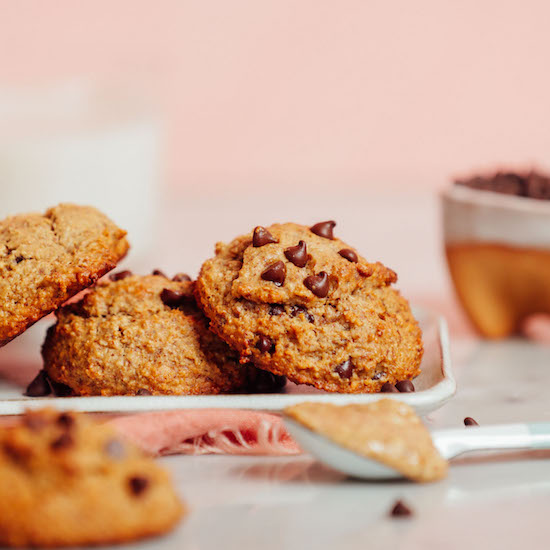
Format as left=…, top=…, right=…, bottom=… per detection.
left=108, top=337, right=550, bottom=550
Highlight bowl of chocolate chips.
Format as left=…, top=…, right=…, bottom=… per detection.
left=441, top=169, right=550, bottom=339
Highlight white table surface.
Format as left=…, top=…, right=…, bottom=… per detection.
left=103, top=337, right=550, bottom=550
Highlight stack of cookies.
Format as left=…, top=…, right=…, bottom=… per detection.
left=0, top=204, right=423, bottom=397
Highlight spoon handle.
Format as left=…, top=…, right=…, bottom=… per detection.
left=527, top=423, right=550, bottom=449
left=433, top=423, right=550, bottom=459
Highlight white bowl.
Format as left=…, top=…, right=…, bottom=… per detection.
left=442, top=185, right=550, bottom=338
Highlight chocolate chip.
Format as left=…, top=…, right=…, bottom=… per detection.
left=303, top=272, right=330, bottom=298
left=253, top=226, right=278, bottom=247
left=381, top=382, right=399, bottom=393
left=310, top=220, right=336, bottom=239
left=284, top=241, right=308, bottom=268
left=104, top=439, right=126, bottom=459
left=51, top=432, right=74, bottom=451
left=49, top=379, right=74, bottom=397
left=3, top=441, right=30, bottom=463
left=160, top=288, right=187, bottom=307
left=109, top=270, right=132, bottom=282
left=172, top=272, right=191, bottom=282
left=395, top=380, right=415, bottom=393
left=256, top=335, right=274, bottom=354
left=136, top=388, right=152, bottom=396
left=57, top=412, right=75, bottom=429
left=371, top=372, right=383, bottom=380
left=261, top=261, right=286, bottom=286
left=464, top=417, right=479, bottom=427
left=247, top=369, right=287, bottom=393
left=23, top=413, right=48, bottom=432
left=390, top=500, right=413, bottom=517
left=334, top=358, right=354, bottom=379
left=290, top=305, right=314, bottom=323
left=129, top=475, right=149, bottom=496
left=526, top=172, right=550, bottom=200
left=269, top=304, right=285, bottom=316
left=152, top=269, right=167, bottom=277
left=338, top=248, right=358, bottom=263
left=14, top=255, right=24, bottom=264
left=24, top=371, right=52, bottom=397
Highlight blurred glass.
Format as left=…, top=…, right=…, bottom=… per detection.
left=0, top=79, right=162, bottom=263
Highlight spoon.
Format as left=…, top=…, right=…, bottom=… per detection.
left=284, top=417, right=550, bottom=480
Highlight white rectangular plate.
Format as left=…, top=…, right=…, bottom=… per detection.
left=0, top=308, right=455, bottom=416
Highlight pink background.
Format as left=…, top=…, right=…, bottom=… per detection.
left=2, top=1, right=550, bottom=337
left=2, top=0, right=550, bottom=190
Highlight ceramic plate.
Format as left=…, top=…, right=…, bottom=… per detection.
left=0, top=308, right=455, bottom=416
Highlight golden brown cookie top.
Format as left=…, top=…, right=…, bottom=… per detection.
left=0, top=203, right=129, bottom=346
left=0, top=408, right=148, bottom=477
left=61, top=273, right=197, bottom=319
left=285, top=400, right=448, bottom=482
left=196, top=221, right=422, bottom=394
left=42, top=274, right=285, bottom=396
left=219, top=222, right=396, bottom=306
left=0, top=408, right=184, bottom=547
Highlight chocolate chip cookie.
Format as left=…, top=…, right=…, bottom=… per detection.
left=0, top=408, right=184, bottom=547
left=42, top=273, right=283, bottom=396
left=0, top=203, right=129, bottom=347
left=195, top=221, right=423, bottom=393
left=285, top=400, right=448, bottom=482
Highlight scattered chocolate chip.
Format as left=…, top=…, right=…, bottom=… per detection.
left=284, top=241, right=308, bottom=268
left=338, top=248, right=358, bottom=263
left=129, top=475, right=150, bottom=496
left=152, top=269, right=167, bottom=277
left=247, top=370, right=287, bottom=393
left=104, top=439, right=126, bottom=459
left=464, top=417, right=479, bottom=427
left=172, top=272, right=192, bottom=282
left=334, top=358, right=354, bottom=379
left=253, top=226, right=278, bottom=247
left=57, top=413, right=75, bottom=429
left=51, top=432, right=74, bottom=451
left=256, top=335, right=274, bottom=354
left=14, top=255, right=24, bottom=264
left=109, top=270, right=132, bottom=282
left=289, top=305, right=314, bottom=323
left=310, top=220, right=336, bottom=239
left=269, top=304, right=285, bottom=316
left=395, top=380, right=415, bottom=393
left=381, top=382, right=399, bottom=393
left=24, top=371, right=52, bottom=397
left=160, top=288, right=187, bottom=307
left=303, top=271, right=330, bottom=298
left=136, top=388, right=152, bottom=396
left=261, top=261, right=286, bottom=286
left=371, top=372, right=383, bottom=380
left=390, top=500, right=413, bottom=517
left=49, top=379, right=74, bottom=397
left=23, top=413, right=48, bottom=432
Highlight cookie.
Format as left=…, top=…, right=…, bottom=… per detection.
left=0, top=408, right=184, bottom=547
left=285, top=400, right=448, bottom=482
left=195, top=222, right=423, bottom=393
left=42, top=273, right=284, bottom=396
left=0, top=203, right=129, bottom=347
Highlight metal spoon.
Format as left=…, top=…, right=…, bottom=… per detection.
left=284, top=417, right=550, bottom=480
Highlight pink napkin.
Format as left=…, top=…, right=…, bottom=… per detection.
left=108, top=409, right=301, bottom=456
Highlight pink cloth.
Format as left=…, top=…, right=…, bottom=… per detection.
left=108, top=409, right=301, bottom=456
